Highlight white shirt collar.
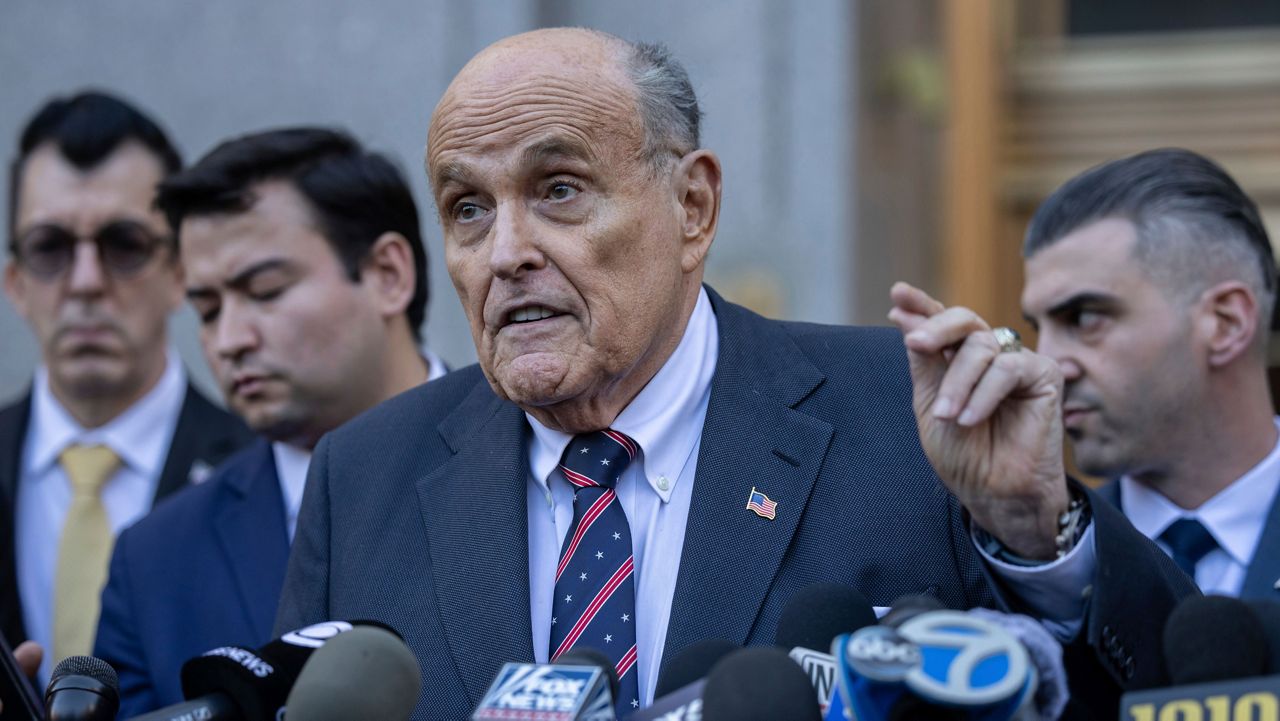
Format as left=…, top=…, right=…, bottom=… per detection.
left=272, top=441, right=312, bottom=541
left=526, top=288, right=719, bottom=502
left=1120, top=417, right=1280, bottom=567
left=423, top=348, right=449, bottom=382
left=26, top=350, right=187, bottom=479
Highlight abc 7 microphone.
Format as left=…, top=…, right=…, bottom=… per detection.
left=129, top=620, right=397, bottom=721
left=832, top=609, right=1051, bottom=721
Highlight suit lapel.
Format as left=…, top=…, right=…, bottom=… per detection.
left=418, top=381, right=533, bottom=706
left=0, top=393, right=31, bottom=502
left=662, top=290, right=832, bottom=663
left=212, top=441, right=291, bottom=642
left=156, top=385, right=250, bottom=503
left=1241, top=486, right=1280, bottom=600
left=0, top=393, right=32, bottom=644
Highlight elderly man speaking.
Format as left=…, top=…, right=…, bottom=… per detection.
left=276, top=28, right=1192, bottom=718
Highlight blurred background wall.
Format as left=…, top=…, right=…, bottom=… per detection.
left=3, top=0, right=1279, bottom=405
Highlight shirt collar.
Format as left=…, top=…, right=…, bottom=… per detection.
left=27, top=350, right=187, bottom=478
left=526, top=287, right=719, bottom=502
left=1120, top=417, right=1280, bottom=566
left=272, top=441, right=313, bottom=540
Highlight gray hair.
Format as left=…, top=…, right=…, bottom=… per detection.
left=618, top=39, right=703, bottom=169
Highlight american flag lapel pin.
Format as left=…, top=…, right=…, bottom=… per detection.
left=746, top=486, right=778, bottom=520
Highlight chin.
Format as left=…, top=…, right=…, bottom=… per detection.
left=488, top=353, right=580, bottom=407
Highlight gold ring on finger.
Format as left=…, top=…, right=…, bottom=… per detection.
left=993, top=327, right=1022, bottom=353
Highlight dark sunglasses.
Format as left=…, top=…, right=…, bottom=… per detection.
left=10, top=220, right=170, bottom=280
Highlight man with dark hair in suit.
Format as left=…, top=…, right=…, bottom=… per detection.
left=277, top=29, right=1194, bottom=718
left=1, top=90, right=252, bottom=685
left=1021, top=148, right=1280, bottom=599
left=93, top=126, right=447, bottom=716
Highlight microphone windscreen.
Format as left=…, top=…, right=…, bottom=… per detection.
left=554, top=647, right=619, bottom=701
left=887, top=695, right=966, bottom=721
left=285, top=626, right=421, bottom=721
left=879, top=594, right=945, bottom=629
left=774, top=583, right=877, bottom=651
left=1245, top=599, right=1280, bottom=674
left=654, top=639, right=738, bottom=698
left=701, top=647, right=821, bottom=721
left=1163, top=595, right=1268, bottom=684
left=49, top=655, right=118, bottom=691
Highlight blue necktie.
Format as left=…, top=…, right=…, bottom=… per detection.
left=1159, top=518, right=1219, bottom=580
left=550, top=430, right=641, bottom=716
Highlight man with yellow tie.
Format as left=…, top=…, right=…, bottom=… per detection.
left=0, top=91, right=252, bottom=686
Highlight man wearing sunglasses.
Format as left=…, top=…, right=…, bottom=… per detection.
left=0, top=91, right=252, bottom=685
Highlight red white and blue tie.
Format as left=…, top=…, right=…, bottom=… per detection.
left=550, top=429, right=641, bottom=715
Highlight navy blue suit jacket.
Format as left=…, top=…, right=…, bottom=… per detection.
left=276, top=289, right=1194, bottom=719
left=95, top=439, right=290, bottom=717
left=1097, top=480, right=1280, bottom=600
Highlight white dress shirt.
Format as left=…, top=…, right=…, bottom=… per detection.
left=1119, top=417, right=1280, bottom=596
left=525, top=289, right=1094, bottom=706
left=274, top=349, right=451, bottom=542
left=16, top=353, right=187, bottom=684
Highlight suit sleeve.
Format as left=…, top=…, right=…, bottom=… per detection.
left=94, top=527, right=161, bottom=718
left=977, top=481, right=1199, bottom=716
left=274, top=434, right=333, bottom=636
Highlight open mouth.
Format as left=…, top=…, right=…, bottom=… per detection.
left=506, top=305, right=566, bottom=325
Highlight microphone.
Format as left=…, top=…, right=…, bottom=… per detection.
left=44, top=655, right=120, bottom=721
left=1245, top=599, right=1280, bottom=674
left=1120, top=595, right=1278, bottom=721
left=129, top=620, right=391, bottom=721
left=654, top=639, right=738, bottom=699
left=774, top=584, right=878, bottom=717
left=283, top=625, right=421, bottom=721
left=635, top=647, right=822, bottom=721
left=472, top=654, right=615, bottom=721
left=832, top=608, right=1041, bottom=721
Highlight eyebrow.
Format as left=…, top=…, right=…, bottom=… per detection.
left=1023, top=291, right=1118, bottom=325
left=186, top=257, right=295, bottom=300
left=518, top=137, right=596, bottom=170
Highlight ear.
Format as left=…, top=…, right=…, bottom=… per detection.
left=359, top=232, right=417, bottom=320
left=1197, top=280, right=1260, bottom=368
left=3, top=262, right=28, bottom=319
left=673, top=150, right=722, bottom=274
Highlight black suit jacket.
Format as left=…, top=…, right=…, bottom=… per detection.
left=277, top=288, right=1195, bottom=719
left=1097, top=480, right=1280, bottom=600
left=0, top=382, right=253, bottom=648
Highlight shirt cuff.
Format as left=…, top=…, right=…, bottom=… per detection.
left=972, top=522, right=1096, bottom=641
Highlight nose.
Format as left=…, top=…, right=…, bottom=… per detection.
left=488, top=203, right=546, bottom=280
left=212, top=301, right=259, bottom=362
left=1034, top=330, right=1083, bottom=382
left=65, top=239, right=107, bottom=296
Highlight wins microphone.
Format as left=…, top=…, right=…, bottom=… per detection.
left=634, top=646, right=821, bottom=721
left=1119, top=595, right=1278, bottom=721
left=129, top=620, right=393, bottom=721
left=774, top=583, right=878, bottom=719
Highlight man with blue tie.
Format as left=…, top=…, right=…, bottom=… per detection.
left=1021, top=148, right=1280, bottom=599
left=277, top=28, right=1195, bottom=718
left=92, top=127, right=448, bottom=716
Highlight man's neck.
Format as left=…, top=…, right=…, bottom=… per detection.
left=1138, top=378, right=1278, bottom=509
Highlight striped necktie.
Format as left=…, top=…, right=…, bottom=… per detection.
left=549, top=429, right=641, bottom=716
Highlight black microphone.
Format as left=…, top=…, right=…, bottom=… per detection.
left=1121, top=595, right=1277, bottom=721
left=1163, top=595, right=1267, bottom=684
left=653, top=638, right=738, bottom=699
left=878, top=593, right=945, bottom=629
left=283, top=625, right=421, bottom=721
left=1245, top=599, right=1280, bottom=674
left=774, top=583, right=877, bottom=716
left=44, top=655, right=119, bottom=721
left=129, top=620, right=394, bottom=721
left=701, top=647, right=822, bottom=721
left=554, top=647, right=620, bottom=704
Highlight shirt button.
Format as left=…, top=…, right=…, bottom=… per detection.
left=657, top=475, right=670, bottom=491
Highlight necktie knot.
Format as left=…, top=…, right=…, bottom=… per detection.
left=1159, top=518, right=1219, bottom=579
left=59, top=444, right=121, bottom=496
left=559, top=430, right=638, bottom=491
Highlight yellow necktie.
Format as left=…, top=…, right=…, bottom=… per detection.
left=53, top=444, right=121, bottom=664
